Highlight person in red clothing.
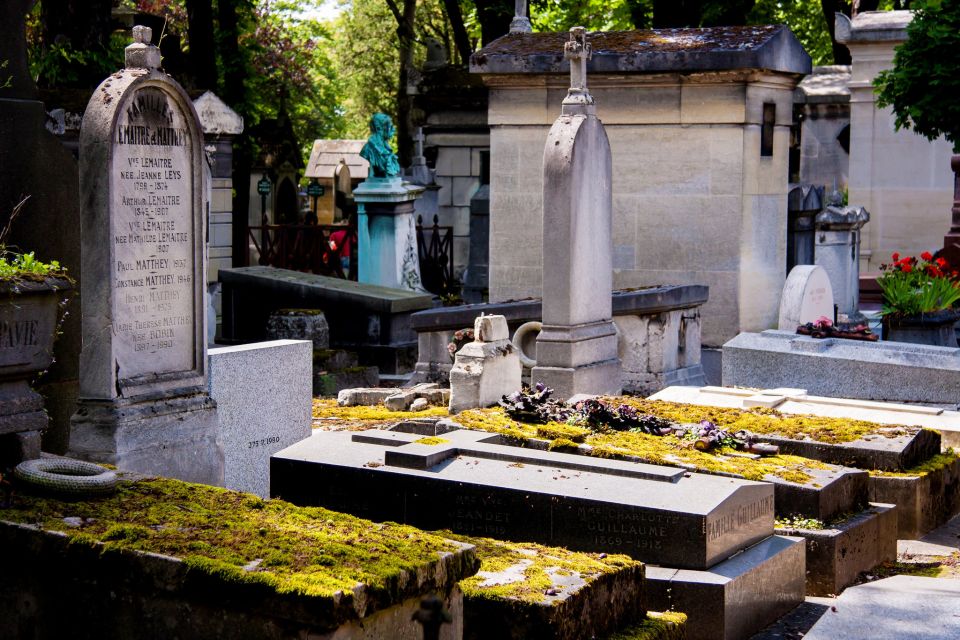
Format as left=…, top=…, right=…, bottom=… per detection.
left=327, top=228, right=352, bottom=276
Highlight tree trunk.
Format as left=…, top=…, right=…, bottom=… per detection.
left=217, top=0, right=251, bottom=267
left=186, top=0, right=217, bottom=90
left=474, top=0, right=513, bottom=46
left=821, top=0, right=852, bottom=65
left=441, top=0, right=473, bottom=65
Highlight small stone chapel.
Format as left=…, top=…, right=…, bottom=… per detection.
left=470, top=26, right=811, bottom=345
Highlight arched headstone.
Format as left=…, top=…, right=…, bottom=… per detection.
left=778, top=265, right=835, bottom=330
left=69, top=26, right=222, bottom=485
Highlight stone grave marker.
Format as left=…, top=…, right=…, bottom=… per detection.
left=778, top=265, right=835, bottom=330
left=69, top=27, right=221, bottom=484
left=448, top=315, right=521, bottom=413
left=532, top=27, right=621, bottom=399
left=272, top=428, right=775, bottom=569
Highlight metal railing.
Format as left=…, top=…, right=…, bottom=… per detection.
left=248, top=224, right=357, bottom=280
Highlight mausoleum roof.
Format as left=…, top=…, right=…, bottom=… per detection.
left=471, top=25, right=811, bottom=76
left=304, top=139, right=369, bottom=180
left=795, top=65, right=851, bottom=104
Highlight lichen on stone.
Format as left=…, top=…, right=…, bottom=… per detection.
left=414, top=437, right=451, bottom=446
left=868, top=450, right=959, bottom=477
left=312, top=398, right=447, bottom=428
left=606, top=611, right=687, bottom=640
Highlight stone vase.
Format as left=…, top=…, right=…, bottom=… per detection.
left=883, top=309, right=960, bottom=347
left=0, top=276, right=71, bottom=465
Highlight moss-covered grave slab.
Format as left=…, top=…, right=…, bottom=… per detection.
left=447, top=534, right=645, bottom=640
left=869, top=453, right=960, bottom=538
left=606, top=612, right=687, bottom=640
left=648, top=386, right=943, bottom=471
left=776, top=503, right=898, bottom=596
left=441, top=408, right=868, bottom=521
left=0, top=475, right=478, bottom=639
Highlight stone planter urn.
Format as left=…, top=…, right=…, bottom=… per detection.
left=0, top=276, right=71, bottom=466
left=883, top=309, right=960, bottom=347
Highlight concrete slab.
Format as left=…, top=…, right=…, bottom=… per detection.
left=803, top=575, right=960, bottom=640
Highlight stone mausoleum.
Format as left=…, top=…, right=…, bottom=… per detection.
left=471, top=26, right=811, bottom=345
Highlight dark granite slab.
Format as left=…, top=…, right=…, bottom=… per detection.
left=271, top=429, right=774, bottom=570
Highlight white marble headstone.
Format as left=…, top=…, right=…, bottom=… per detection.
left=778, top=265, right=835, bottom=330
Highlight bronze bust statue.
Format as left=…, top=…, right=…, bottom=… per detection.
left=360, top=112, right=401, bottom=178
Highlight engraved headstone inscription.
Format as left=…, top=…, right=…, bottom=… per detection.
left=69, top=26, right=222, bottom=484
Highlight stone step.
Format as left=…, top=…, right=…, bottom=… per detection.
left=776, top=503, right=897, bottom=596
left=644, top=535, right=806, bottom=640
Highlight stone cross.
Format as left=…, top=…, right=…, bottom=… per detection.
left=509, top=0, right=532, bottom=33
left=563, top=27, right=593, bottom=104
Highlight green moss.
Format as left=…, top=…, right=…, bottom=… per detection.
left=869, top=450, right=959, bottom=477
left=446, top=532, right=638, bottom=605
left=313, top=349, right=336, bottom=361
left=0, top=476, right=462, bottom=598
left=312, top=398, right=448, bottom=426
left=455, top=407, right=827, bottom=484
left=775, top=516, right=825, bottom=530
left=536, top=422, right=591, bottom=443
left=414, top=437, right=450, bottom=446
left=612, top=397, right=927, bottom=445
left=606, top=611, right=687, bottom=640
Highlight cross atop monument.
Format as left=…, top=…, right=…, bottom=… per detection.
left=413, top=126, right=425, bottom=159
left=509, top=0, right=532, bottom=33
left=562, top=27, right=593, bottom=109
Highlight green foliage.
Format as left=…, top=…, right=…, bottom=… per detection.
left=877, top=251, right=960, bottom=316
left=875, top=0, right=960, bottom=152
left=748, top=0, right=835, bottom=65
left=531, top=0, right=639, bottom=31
left=0, top=252, right=66, bottom=280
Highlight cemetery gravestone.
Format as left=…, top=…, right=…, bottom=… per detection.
left=777, top=265, right=834, bottom=330
left=69, top=27, right=222, bottom=484
left=532, top=28, right=621, bottom=399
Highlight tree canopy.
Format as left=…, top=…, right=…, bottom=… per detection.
left=875, top=0, right=960, bottom=152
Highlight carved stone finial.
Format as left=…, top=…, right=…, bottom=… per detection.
left=126, top=25, right=161, bottom=70
left=562, top=27, right=593, bottom=109
left=132, top=25, right=152, bottom=44
left=510, top=0, right=532, bottom=33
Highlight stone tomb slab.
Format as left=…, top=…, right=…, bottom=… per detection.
left=651, top=386, right=942, bottom=471
left=495, top=428, right=868, bottom=522
left=777, top=503, right=897, bottom=597
left=271, top=429, right=775, bottom=570
left=869, top=456, right=960, bottom=539
left=644, top=535, right=806, bottom=640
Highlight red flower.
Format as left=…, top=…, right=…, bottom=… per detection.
left=921, top=251, right=933, bottom=261
left=902, top=263, right=913, bottom=273
left=892, top=252, right=900, bottom=262
left=937, top=257, right=948, bottom=268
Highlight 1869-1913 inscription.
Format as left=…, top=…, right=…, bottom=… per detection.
left=111, top=87, right=195, bottom=378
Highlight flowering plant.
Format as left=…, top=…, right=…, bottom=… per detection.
left=877, top=251, right=960, bottom=317
left=446, top=328, right=474, bottom=359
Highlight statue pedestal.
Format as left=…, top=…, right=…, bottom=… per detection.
left=354, top=177, right=426, bottom=291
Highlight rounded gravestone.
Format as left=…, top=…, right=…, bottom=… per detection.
left=778, top=265, right=835, bottom=330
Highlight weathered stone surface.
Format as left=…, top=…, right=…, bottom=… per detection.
left=354, top=176, right=426, bottom=292
left=271, top=428, right=775, bottom=570
left=777, top=503, right=897, bottom=596
left=531, top=36, right=620, bottom=400
left=815, top=203, right=869, bottom=323
left=220, top=266, right=432, bottom=374
left=804, top=574, right=960, bottom=640
left=778, top=265, right=834, bottom=330
left=869, top=456, right=960, bottom=539
left=463, top=549, right=645, bottom=640
left=649, top=386, right=943, bottom=471
left=449, top=315, right=521, bottom=413
left=266, top=309, right=330, bottom=349
left=0, top=518, right=474, bottom=640
left=723, top=330, right=960, bottom=405
left=208, top=340, right=312, bottom=498
left=69, top=28, right=222, bottom=484
left=644, top=535, right=806, bottom=640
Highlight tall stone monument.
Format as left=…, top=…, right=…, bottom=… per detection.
left=354, top=113, right=426, bottom=292
left=531, top=28, right=621, bottom=399
left=69, top=27, right=222, bottom=484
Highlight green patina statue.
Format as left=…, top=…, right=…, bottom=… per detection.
left=360, top=112, right=401, bottom=178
